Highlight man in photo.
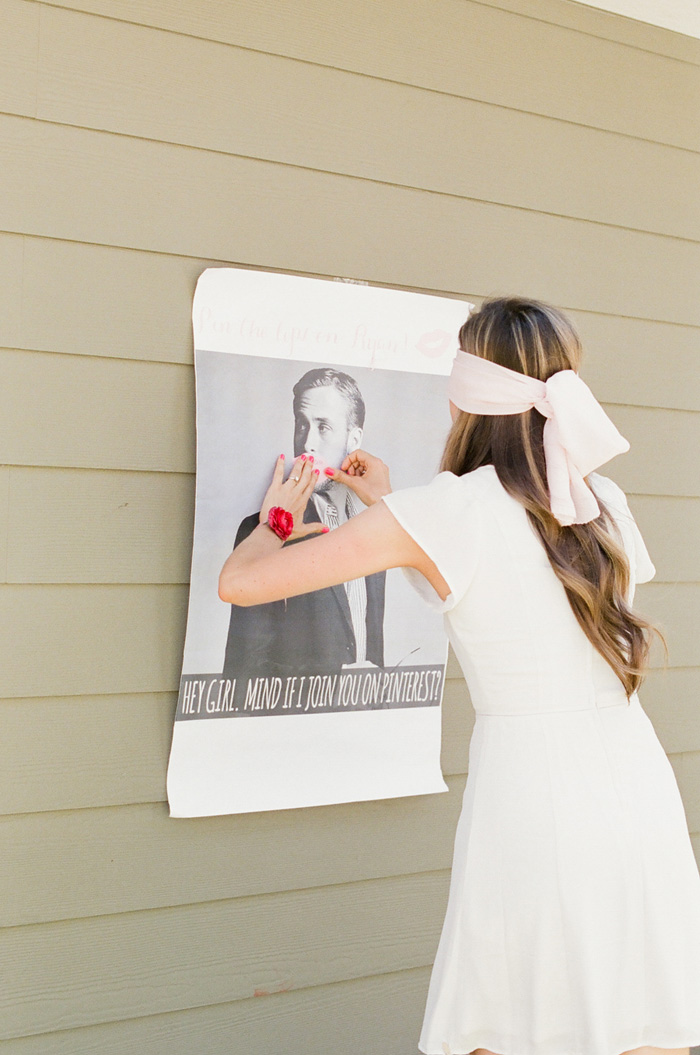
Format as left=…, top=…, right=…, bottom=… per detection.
left=222, top=367, right=386, bottom=678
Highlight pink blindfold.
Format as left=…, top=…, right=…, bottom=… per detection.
left=448, top=350, right=630, bottom=526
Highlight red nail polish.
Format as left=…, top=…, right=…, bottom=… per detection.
left=324, top=467, right=335, bottom=476
left=314, top=468, right=320, bottom=475
left=308, top=455, right=314, bottom=462
left=280, top=453, right=285, bottom=459
left=322, top=526, right=330, bottom=533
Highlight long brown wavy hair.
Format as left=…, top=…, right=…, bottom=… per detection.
left=440, top=295, right=667, bottom=698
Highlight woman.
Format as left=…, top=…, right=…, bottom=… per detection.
left=219, top=296, right=700, bottom=1055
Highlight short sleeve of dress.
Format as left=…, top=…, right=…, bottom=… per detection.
left=381, top=471, right=483, bottom=613
left=589, top=472, right=656, bottom=585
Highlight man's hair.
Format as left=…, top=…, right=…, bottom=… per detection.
left=292, top=368, right=366, bottom=430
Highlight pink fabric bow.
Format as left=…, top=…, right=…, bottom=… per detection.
left=448, top=350, right=630, bottom=526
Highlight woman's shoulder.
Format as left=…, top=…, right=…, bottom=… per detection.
left=383, top=465, right=496, bottom=513
left=587, top=471, right=629, bottom=512
left=382, top=466, right=492, bottom=523
left=423, top=464, right=498, bottom=496
left=587, top=472, right=656, bottom=584
left=588, top=470, right=620, bottom=494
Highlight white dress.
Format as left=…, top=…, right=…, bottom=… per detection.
left=382, top=465, right=700, bottom=1055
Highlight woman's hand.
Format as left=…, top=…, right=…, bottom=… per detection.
left=259, top=454, right=327, bottom=540
left=323, top=449, right=392, bottom=507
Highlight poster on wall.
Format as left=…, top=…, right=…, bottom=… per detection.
left=166, top=267, right=474, bottom=817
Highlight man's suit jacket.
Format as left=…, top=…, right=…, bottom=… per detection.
left=222, top=498, right=386, bottom=678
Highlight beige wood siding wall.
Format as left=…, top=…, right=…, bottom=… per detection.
left=1, top=1, right=698, bottom=1051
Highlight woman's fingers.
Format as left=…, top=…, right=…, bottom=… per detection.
left=289, top=455, right=318, bottom=507
left=302, top=454, right=315, bottom=479
left=284, top=459, right=321, bottom=539
left=260, top=453, right=321, bottom=530
left=299, top=455, right=316, bottom=488
left=295, top=522, right=329, bottom=538
left=288, top=453, right=311, bottom=484
left=272, top=453, right=285, bottom=483
left=341, top=450, right=371, bottom=476
left=324, top=464, right=355, bottom=488
left=325, top=450, right=391, bottom=507
left=303, top=465, right=319, bottom=496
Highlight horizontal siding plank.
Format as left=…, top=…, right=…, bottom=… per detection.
left=0, top=870, right=448, bottom=1038
left=0, top=466, right=8, bottom=579
left=641, top=669, right=700, bottom=756
left=14, top=235, right=205, bottom=365
left=0, top=681, right=468, bottom=816
left=23, top=5, right=698, bottom=241
left=594, top=410, right=700, bottom=496
left=0, top=963, right=430, bottom=1055
left=0, top=587, right=693, bottom=707
left=675, top=752, right=700, bottom=839
left=0, top=693, right=176, bottom=815
left=0, top=0, right=37, bottom=120
left=617, top=493, right=700, bottom=582
left=0, top=233, right=23, bottom=350
left=0, top=777, right=466, bottom=926
left=2, top=347, right=698, bottom=486
left=2, top=236, right=698, bottom=415
left=474, top=0, right=700, bottom=61
left=3, top=467, right=698, bottom=585
left=2, top=465, right=697, bottom=585
left=0, top=350, right=195, bottom=473
left=2, top=115, right=700, bottom=325
left=575, top=312, right=700, bottom=414
left=0, top=688, right=468, bottom=816
left=1, top=668, right=698, bottom=816
left=33, top=0, right=700, bottom=149
left=0, top=584, right=189, bottom=699
left=5, top=467, right=195, bottom=584
left=640, top=583, right=700, bottom=670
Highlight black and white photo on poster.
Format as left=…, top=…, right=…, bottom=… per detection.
left=166, top=267, right=474, bottom=817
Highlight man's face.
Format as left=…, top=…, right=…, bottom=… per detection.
left=293, top=385, right=363, bottom=490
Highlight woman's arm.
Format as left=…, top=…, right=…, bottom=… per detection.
left=218, top=499, right=450, bottom=606
left=218, top=453, right=451, bottom=606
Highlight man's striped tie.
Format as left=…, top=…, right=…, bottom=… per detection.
left=324, top=497, right=367, bottom=664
